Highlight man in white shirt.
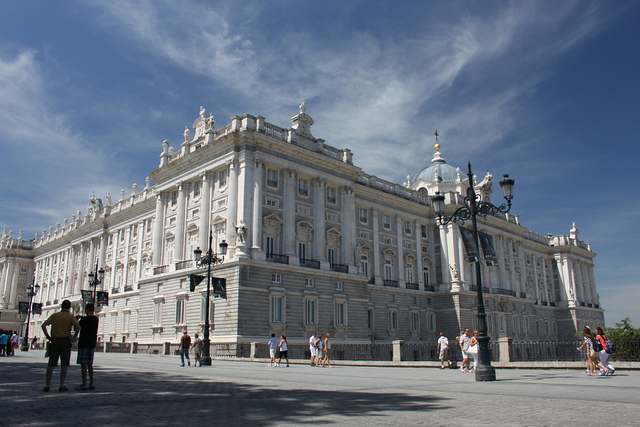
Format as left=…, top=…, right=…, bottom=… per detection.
left=437, top=333, right=450, bottom=369
left=459, top=329, right=471, bottom=372
left=268, top=333, right=279, bottom=367
left=309, top=333, right=318, bottom=366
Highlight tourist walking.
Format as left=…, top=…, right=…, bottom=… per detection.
left=595, top=327, right=615, bottom=375
left=0, top=330, right=7, bottom=356
left=578, top=327, right=602, bottom=376
left=179, top=330, right=191, bottom=367
left=315, top=334, right=325, bottom=366
left=321, top=333, right=332, bottom=368
left=277, top=335, right=290, bottom=367
left=41, top=300, right=80, bottom=392
left=268, top=333, right=279, bottom=367
left=309, top=332, right=318, bottom=366
left=75, top=303, right=99, bottom=390
left=437, top=333, right=450, bottom=369
left=191, top=333, right=203, bottom=366
left=9, top=331, right=18, bottom=355
left=459, top=329, right=471, bottom=373
left=468, top=331, right=479, bottom=372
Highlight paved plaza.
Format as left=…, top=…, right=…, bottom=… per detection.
left=1, top=350, right=638, bottom=426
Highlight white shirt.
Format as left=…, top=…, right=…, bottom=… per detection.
left=438, top=336, right=449, bottom=349
left=268, top=337, right=279, bottom=350
left=309, top=335, right=317, bottom=349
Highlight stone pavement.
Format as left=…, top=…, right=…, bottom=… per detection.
left=1, top=351, right=638, bottom=426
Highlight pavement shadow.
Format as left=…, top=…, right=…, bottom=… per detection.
left=1, top=361, right=450, bottom=426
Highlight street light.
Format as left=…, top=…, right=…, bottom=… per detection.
left=193, top=231, right=228, bottom=366
left=432, top=162, right=514, bottom=382
left=87, top=261, right=105, bottom=307
left=20, top=281, right=40, bottom=351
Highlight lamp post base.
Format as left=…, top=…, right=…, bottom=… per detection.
left=474, top=363, right=496, bottom=382
left=20, top=343, right=30, bottom=352
left=199, top=356, right=212, bottom=366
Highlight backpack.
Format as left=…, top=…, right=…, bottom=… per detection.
left=591, top=337, right=603, bottom=352
left=604, top=338, right=616, bottom=354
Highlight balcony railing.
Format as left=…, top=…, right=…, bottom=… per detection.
left=266, top=254, right=289, bottom=265
left=330, top=263, right=349, bottom=273
left=153, top=265, right=168, bottom=275
left=112, top=288, right=120, bottom=294
left=383, top=280, right=399, bottom=287
left=175, top=260, right=193, bottom=271
left=124, top=286, right=133, bottom=292
left=493, top=288, right=516, bottom=297
left=406, top=282, right=419, bottom=290
left=469, top=285, right=490, bottom=293
left=518, top=292, right=527, bottom=299
left=367, top=277, right=376, bottom=284
left=424, top=285, right=435, bottom=292
left=300, top=259, right=321, bottom=269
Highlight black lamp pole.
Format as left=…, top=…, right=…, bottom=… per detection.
left=20, top=281, right=40, bottom=351
left=432, top=162, right=514, bottom=382
left=87, top=261, right=104, bottom=308
left=193, top=231, right=227, bottom=366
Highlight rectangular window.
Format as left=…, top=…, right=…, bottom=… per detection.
left=335, top=282, right=343, bottom=291
left=326, top=213, right=338, bottom=222
left=327, top=248, right=335, bottom=265
left=176, top=299, right=185, bottom=324
left=421, top=225, right=428, bottom=238
left=305, top=278, right=314, bottom=287
left=359, top=231, right=369, bottom=239
left=410, top=312, right=420, bottom=332
left=368, top=309, right=374, bottom=330
left=271, top=273, right=282, bottom=284
left=219, top=169, right=227, bottom=187
left=384, top=259, right=393, bottom=280
left=132, top=226, right=138, bottom=239
left=361, top=255, right=369, bottom=277
left=404, top=220, right=412, bottom=234
left=110, top=314, right=117, bottom=334
left=266, top=236, right=275, bottom=257
left=266, top=169, right=278, bottom=187
left=297, top=206, right=309, bottom=215
left=298, top=178, right=308, bottom=196
left=146, top=219, right=152, bottom=233
left=193, top=181, right=201, bottom=197
left=326, top=187, right=336, bottom=204
left=429, top=313, right=437, bottom=332
left=272, top=296, right=284, bottom=323
left=388, top=310, right=398, bottom=331
left=423, top=267, right=430, bottom=287
left=120, top=230, right=125, bottom=242
left=359, top=208, right=368, bottom=224
left=265, top=198, right=278, bottom=208
left=217, top=199, right=227, bottom=210
left=305, top=299, right=317, bottom=325
left=298, top=242, right=306, bottom=261
left=335, top=302, right=347, bottom=326
left=171, top=192, right=178, bottom=207
left=383, top=215, right=391, bottom=229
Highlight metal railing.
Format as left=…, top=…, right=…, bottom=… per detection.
left=266, top=254, right=289, bottom=264
left=175, top=260, right=193, bottom=271
left=383, top=280, right=399, bottom=287
left=300, top=259, right=321, bottom=269
left=406, top=283, right=419, bottom=290
left=330, top=263, right=349, bottom=273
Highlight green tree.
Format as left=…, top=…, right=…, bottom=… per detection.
left=603, top=318, right=640, bottom=361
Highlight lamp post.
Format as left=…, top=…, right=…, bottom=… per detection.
left=193, top=231, right=228, bottom=366
left=432, top=162, right=514, bottom=382
left=87, top=261, right=105, bottom=308
left=20, top=281, right=40, bottom=351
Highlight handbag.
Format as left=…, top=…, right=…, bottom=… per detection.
left=467, top=344, right=478, bottom=355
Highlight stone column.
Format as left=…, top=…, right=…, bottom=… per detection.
left=235, top=158, right=252, bottom=258
left=251, top=160, right=264, bottom=254
left=396, top=216, right=405, bottom=288
left=136, top=222, right=144, bottom=280
left=342, top=186, right=355, bottom=271
left=122, top=227, right=131, bottom=286
left=75, top=243, right=85, bottom=294
left=98, top=235, right=107, bottom=291
left=415, top=220, right=423, bottom=287
left=372, top=209, right=381, bottom=284
left=227, top=160, right=238, bottom=248
left=313, top=178, right=326, bottom=265
left=199, top=172, right=211, bottom=252
left=283, top=169, right=296, bottom=256
left=153, top=193, right=164, bottom=265
left=174, top=182, right=186, bottom=261
left=9, top=262, right=20, bottom=307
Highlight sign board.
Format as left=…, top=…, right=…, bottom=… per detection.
left=18, top=301, right=30, bottom=314
left=97, top=291, right=109, bottom=306
left=81, top=290, right=93, bottom=305
left=459, top=226, right=480, bottom=262
left=479, top=232, right=499, bottom=266
left=32, top=303, right=42, bottom=315
left=213, top=277, right=227, bottom=299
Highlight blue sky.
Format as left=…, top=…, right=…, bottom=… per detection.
left=1, top=1, right=638, bottom=327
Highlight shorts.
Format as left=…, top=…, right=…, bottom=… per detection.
left=461, top=350, right=469, bottom=359
left=77, top=347, right=95, bottom=365
left=310, top=347, right=318, bottom=357
left=270, top=349, right=276, bottom=358
left=439, top=347, right=449, bottom=360
left=317, top=349, right=324, bottom=358
left=590, top=350, right=599, bottom=359
left=279, top=350, right=288, bottom=358
left=48, top=338, right=72, bottom=367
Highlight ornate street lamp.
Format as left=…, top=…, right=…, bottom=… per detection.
left=432, top=162, right=514, bottom=382
left=20, top=281, right=40, bottom=351
left=193, top=231, right=228, bottom=366
left=87, top=262, right=105, bottom=307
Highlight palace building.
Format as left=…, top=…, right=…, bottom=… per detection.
left=1, top=104, right=604, bottom=346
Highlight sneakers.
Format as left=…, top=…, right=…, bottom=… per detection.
left=42, top=386, right=50, bottom=392
left=75, top=385, right=88, bottom=391
left=608, top=369, right=615, bottom=376
left=88, top=384, right=95, bottom=390
left=286, top=364, right=290, bottom=367
left=58, top=386, right=68, bottom=392
left=599, top=371, right=607, bottom=376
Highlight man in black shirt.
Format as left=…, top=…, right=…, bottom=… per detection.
left=75, top=303, right=99, bottom=390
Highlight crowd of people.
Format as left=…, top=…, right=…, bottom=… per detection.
left=579, top=326, right=615, bottom=376
left=0, top=329, right=18, bottom=356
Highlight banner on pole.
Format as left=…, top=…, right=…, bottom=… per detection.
left=81, top=290, right=93, bottom=305
left=32, top=303, right=42, bottom=315
left=97, top=291, right=109, bottom=306
left=479, top=232, right=499, bottom=266
left=459, top=226, right=480, bottom=262
left=18, top=301, right=30, bottom=314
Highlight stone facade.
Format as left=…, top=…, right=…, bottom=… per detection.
left=0, top=104, right=604, bottom=345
